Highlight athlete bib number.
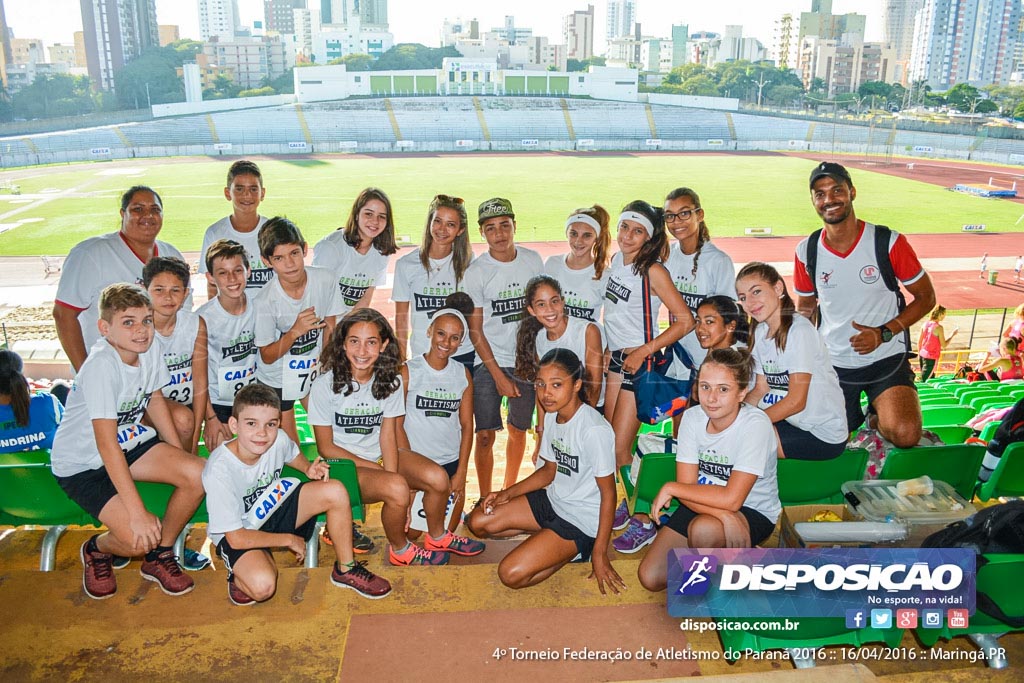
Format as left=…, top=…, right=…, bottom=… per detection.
left=282, top=355, right=318, bottom=401
left=163, top=370, right=193, bottom=405
left=219, top=363, right=257, bottom=401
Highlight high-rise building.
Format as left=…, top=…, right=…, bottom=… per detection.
left=11, top=38, right=45, bottom=65
left=73, top=31, right=87, bottom=67
left=798, top=0, right=866, bottom=44
left=774, top=13, right=796, bottom=69
left=80, top=0, right=160, bottom=92
left=882, top=0, right=923, bottom=84
left=799, top=35, right=895, bottom=94
left=159, top=24, right=179, bottom=46
left=491, top=16, right=532, bottom=45
left=199, top=0, right=241, bottom=41
left=910, top=0, right=1022, bottom=89
left=0, top=0, right=11, bottom=90
left=564, top=5, right=595, bottom=60
left=327, top=0, right=386, bottom=28
left=265, top=0, right=306, bottom=34
left=49, top=43, right=78, bottom=67
left=606, top=0, right=635, bottom=40
left=441, top=17, right=479, bottom=47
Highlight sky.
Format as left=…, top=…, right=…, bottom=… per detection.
left=6, top=1, right=886, bottom=55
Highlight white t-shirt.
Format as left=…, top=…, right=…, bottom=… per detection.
left=154, top=309, right=200, bottom=406
left=665, top=241, right=736, bottom=367
left=391, top=249, right=474, bottom=358
left=543, top=254, right=609, bottom=326
left=535, top=316, right=605, bottom=407
left=202, top=431, right=301, bottom=547
left=197, top=215, right=272, bottom=290
left=751, top=315, right=849, bottom=445
left=307, top=371, right=405, bottom=461
left=603, top=253, right=661, bottom=352
left=676, top=403, right=781, bottom=524
left=539, top=404, right=616, bottom=538
left=793, top=221, right=925, bottom=369
left=403, top=355, right=470, bottom=466
left=253, top=266, right=344, bottom=399
left=197, top=296, right=257, bottom=408
left=55, top=232, right=189, bottom=352
left=51, top=340, right=170, bottom=477
left=311, top=231, right=389, bottom=314
left=463, top=247, right=545, bottom=367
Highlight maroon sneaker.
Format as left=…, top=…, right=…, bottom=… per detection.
left=330, top=561, right=392, bottom=599
left=140, top=550, right=195, bottom=596
left=228, top=575, right=256, bottom=606
left=81, top=538, right=117, bottom=600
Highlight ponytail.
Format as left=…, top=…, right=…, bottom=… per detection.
left=736, top=262, right=796, bottom=352
left=0, top=350, right=30, bottom=427
left=514, top=276, right=562, bottom=382
left=665, top=187, right=710, bottom=276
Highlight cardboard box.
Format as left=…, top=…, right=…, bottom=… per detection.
left=778, top=504, right=873, bottom=549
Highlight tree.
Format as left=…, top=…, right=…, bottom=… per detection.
left=11, top=73, right=95, bottom=119
left=114, top=48, right=184, bottom=109
left=664, top=63, right=707, bottom=85
left=1014, top=100, right=1024, bottom=120
left=974, top=98, right=997, bottom=114
left=767, top=84, right=802, bottom=107
left=983, top=84, right=1024, bottom=115
left=679, top=75, right=719, bottom=97
left=262, top=68, right=294, bottom=94
left=202, top=73, right=241, bottom=100
left=374, top=43, right=459, bottom=70
left=238, top=86, right=276, bottom=98
left=945, top=82, right=980, bottom=112
left=332, top=53, right=373, bottom=71
left=857, top=80, right=892, bottom=110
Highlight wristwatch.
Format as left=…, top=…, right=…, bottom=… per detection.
left=878, top=326, right=894, bottom=343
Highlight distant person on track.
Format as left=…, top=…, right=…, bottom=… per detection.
left=53, top=186, right=189, bottom=371
left=1014, top=255, right=1022, bottom=283
left=980, top=252, right=989, bottom=280
left=794, top=162, right=936, bottom=448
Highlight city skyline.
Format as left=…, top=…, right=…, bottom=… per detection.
left=7, top=0, right=885, bottom=60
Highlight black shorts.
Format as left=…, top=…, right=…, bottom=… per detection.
left=216, top=482, right=317, bottom=572
left=834, top=352, right=916, bottom=432
left=608, top=349, right=635, bottom=392
left=211, top=402, right=234, bottom=424
left=525, top=488, right=595, bottom=562
left=54, top=437, right=164, bottom=522
left=441, top=460, right=459, bottom=479
left=258, top=383, right=295, bottom=412
left=774, top=420, right=847, bottom=461
left=664, top=502, right=776, bottom=547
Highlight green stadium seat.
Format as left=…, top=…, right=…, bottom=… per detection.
left=639, top=420, right=673, bottom=435
left=777, top=448, right=869, bottom=506
left=718, top=618, right=904, bottom=667
left=919, top=396, right=960, bottom=408
left=628, top=452, right=677, bottom=518
left=977, top=401, right=1016, bottom=415
left=0, top=452, right=98, bottom=571
left=953, top=384, right=998, bottom=401
left=920, top=406, right=975, bottom=429
left=879, top=444, right=985, bottom=500
left=976, top=443, right=1024, bottom=502
left=915, top=553, right=1024, bottom=668
left=994, top=383, right=1024, bottom=395
left=967, top=393, right=1006, bottom=412
left=979, top=421, right=1002, bottom=442
left=288, top=443, right=366, bottom=569
left=928, top=425, right=974, bottom=445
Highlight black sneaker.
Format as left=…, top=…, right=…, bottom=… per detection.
left=352, top=523, right=374, bottom=554
left=111, top=555, right=131, bottom=570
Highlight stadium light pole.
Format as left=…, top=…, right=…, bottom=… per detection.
left=145, top=83, right=152, bottom=109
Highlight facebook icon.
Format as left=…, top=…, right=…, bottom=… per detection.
left=845, top=609, right=866, bottom=629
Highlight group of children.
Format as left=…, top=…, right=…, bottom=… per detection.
left=31, top=159, right=868, bottom=605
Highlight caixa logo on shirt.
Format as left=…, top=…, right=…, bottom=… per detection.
left=860, top=265, right=881, bottom=284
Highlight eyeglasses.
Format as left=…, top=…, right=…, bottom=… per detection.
left=664, top=208, right=700, bottom=223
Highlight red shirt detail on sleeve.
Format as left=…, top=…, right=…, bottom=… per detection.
left=54, top=299, right=87, bottom=312
left=888, top=234, right=923, bottom=282
left=793, top=251, right=814, bottom=294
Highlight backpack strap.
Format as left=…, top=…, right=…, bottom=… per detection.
left=641, top=270, right=655, bottom=371
left=804, top=228, right=823, bottom=299
left=872, top=224, right=911, bottom=353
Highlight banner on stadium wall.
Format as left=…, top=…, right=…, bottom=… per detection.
left=213, top=143, right=232, bottom=151
left=521, top=139, right=539, bottom=146
left=396, top=141, right=415, bottom=148
left=338, top=141, right=358, bottom=149
left=707, top=139, right=724, bottom=146
left=455, top=139, right=475, bottom=147
left=288, top=141, right=308, bottom=150
left=962, top=224, right=986, bottom=232
left=646, top=139, right=662, bottom=146
left=90, top=148, right=111, bottom=156
left=667, top=547, right=975, bottom=619
left=913, top=146, right=934, bottom=153
left=577, top=139, right=595, bottom=147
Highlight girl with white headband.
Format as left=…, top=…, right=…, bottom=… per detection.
left=603, top=200, right=695, bottom=555
left=392, top=194, right=476, bottom=367
left=543, top=205, right=612, bottom=325
left=398, top=293, right=478, bottom=534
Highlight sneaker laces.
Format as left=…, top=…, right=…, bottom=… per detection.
left=155, top=551, right=185, bottom=576
left=402, top=544, right=436, bottom=562
left=89, top=552, right=114, bottom=580
left=340, top=560, right=372, bottom=579
left=621, top=519, right=650, bottom=543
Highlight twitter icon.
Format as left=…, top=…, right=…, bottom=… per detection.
left=871, top=609, right=893, bottom=629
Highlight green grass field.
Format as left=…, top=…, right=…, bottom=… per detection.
left=0, top=154, right=1021, bottom=256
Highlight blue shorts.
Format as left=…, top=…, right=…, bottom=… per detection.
left=472, top=364, right=536, bottom=432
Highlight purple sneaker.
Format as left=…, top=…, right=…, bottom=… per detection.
left=612, top=499, right=630, bottom=530
left=612, top=517, right=656, bottom=554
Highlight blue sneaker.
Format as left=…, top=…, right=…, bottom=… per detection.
left=612, top=517, right=656, bottom=554
left=111, top=555, right=131, bottom=570
left=183, top=548, right=211, bottom=571
left=613, top=499, right=630, bottom=530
